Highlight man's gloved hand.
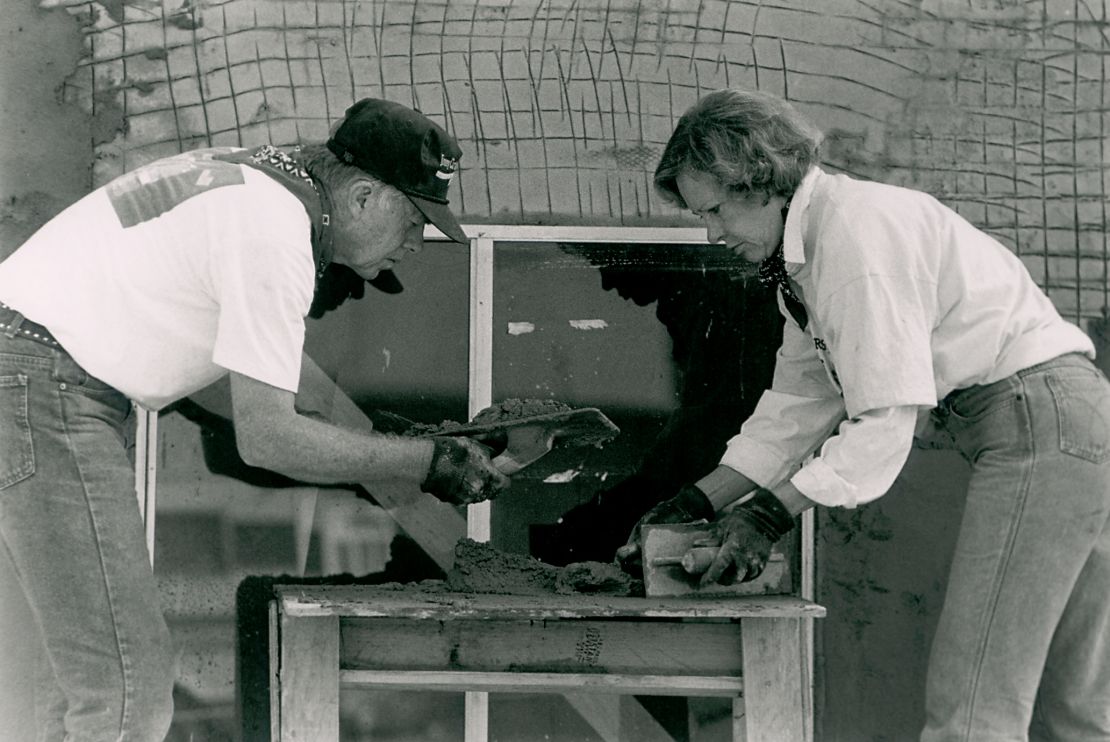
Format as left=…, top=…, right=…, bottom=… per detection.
left=615, top=484, right=716, bottom=572
left=701, top=488, right=795, bottom=586
left=420, top=437, right=511, bottom=505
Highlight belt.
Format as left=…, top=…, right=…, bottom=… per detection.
left=0, top=302, right=61, bottom=348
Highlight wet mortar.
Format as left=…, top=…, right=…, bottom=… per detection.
left=373, top=539, right=639, bottom=598
left=403, top=397, right=575, bottom=436
left=395, top=399, right=630, bottom=596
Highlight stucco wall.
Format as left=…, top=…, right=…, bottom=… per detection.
left=3, top=1, right=1109, bottom=740
left=0, top=0, right=92, bottom=257
left=28, top=0, right=1110, bottom=324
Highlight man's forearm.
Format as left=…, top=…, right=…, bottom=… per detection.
left=230, top=371, right=435, bottom=485
left=238, top=406, right=435, bottom=485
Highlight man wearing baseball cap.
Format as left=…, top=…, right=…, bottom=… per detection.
left=0, top=99, right=507, bottom=741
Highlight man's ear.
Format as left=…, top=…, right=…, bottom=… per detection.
left=346, top=178, right=377, bottom=216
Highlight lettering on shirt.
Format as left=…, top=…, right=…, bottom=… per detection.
left=812, top=336, right=843, bottom=392
left=105, top=151, right=244, bottom=228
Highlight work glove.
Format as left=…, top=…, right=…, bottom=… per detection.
left=700, top=488, right=795, bottom=586
left=615, top=484, right=716, bottom=573
left=420, top=437, right=511, bottom=505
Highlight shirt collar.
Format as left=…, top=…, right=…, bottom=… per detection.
left=782, top=165, right=822, bottom=266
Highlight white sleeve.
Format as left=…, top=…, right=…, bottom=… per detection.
left=719, top=312, right=847, bottom=487
left=791, top=405, right=919, bottom=508
left=211, top=228, right=315, bottom=393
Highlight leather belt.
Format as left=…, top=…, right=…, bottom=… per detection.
left=0, top=302, right=61, bottom=348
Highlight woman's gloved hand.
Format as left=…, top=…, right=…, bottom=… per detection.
left=700, top=488, right=795, bottom=586
left=420, top=437, right=511, bottom=505
left=615, top=484, right=716, bottom=572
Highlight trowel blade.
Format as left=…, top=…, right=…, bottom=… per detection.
left=425, top=407, right=620, bottom=476
left=492, top=424, right=556, bottom=475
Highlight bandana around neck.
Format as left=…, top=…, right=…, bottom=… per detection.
left=756, top=201, right=808, bottom=329
left=756, top=244, right=793, bottom=295
left=756, top=202, right=795, bottom=290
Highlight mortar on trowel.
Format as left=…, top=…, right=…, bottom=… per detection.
left=642, top=522, right=791, bottom=597
left=416, top=402, right=620, bottom=476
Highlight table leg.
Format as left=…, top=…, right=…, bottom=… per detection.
left=277, top=615, right=340, bottom=741
left=740, top=617, right=806, bottom=742
left=732, top=696, right=747, bottom=742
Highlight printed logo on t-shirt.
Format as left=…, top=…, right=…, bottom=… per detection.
left=105, top=150, right=244, bottom=228
left=812, top=336, right=843, bottom=393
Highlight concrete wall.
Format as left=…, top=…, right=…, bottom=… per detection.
left=17, top=0, right=1110, bottom=317
left=3, top=1, right=1109, bottom=740
left=0, top=0, right=92, bottom=254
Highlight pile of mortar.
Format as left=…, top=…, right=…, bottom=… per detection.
left=448, top=538, right=638, bottom=596
left=374, top=538, right=640, bottom=598
left=392, top=399, right=633, bottom=595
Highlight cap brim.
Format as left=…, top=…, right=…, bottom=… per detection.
left=367, top=269, right=404, bottom=294
left=407, top=195, right=468, bottom=244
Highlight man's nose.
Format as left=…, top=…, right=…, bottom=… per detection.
left=405, top=226, right=425, bottom=254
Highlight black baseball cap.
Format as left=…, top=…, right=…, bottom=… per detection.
left=326, top=98, right=468, bottom=244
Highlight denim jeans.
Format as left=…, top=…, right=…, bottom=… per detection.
left=923, top=353, right=1110, bottom=742
left=0, top=330, right=175, bottom=742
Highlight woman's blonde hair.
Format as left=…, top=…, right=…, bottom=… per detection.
left=654, top=89, right=823, bottom=208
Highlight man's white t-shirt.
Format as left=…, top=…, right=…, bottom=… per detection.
left=0, top=148, right=316, bottom=410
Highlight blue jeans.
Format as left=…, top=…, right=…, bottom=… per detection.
left=924, top=354, right=1110, bottom=742
left=0, top=330, right=175, bottom=741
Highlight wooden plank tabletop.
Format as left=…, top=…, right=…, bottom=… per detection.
left=276, top=585, right=825, bottom=620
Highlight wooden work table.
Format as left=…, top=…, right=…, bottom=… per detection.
left=269, top=585, right=824, bottom=741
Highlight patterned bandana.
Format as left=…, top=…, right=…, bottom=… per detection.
left=250, top=144, right=312, bottom=182
left=756, top=244, right=796, bottom=299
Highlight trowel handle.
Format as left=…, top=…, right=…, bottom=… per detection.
left=651, top=546, right=720, bottom=576
left=679, top=546, right=720, bottom=575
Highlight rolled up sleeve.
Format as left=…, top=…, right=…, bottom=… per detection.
left=791, top=405, right=919, bottom=508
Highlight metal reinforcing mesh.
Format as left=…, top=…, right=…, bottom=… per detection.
left=48, top=0, right=1109, bottom=325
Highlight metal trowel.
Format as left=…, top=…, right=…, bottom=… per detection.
left=423, top=407, right=620, bottom=475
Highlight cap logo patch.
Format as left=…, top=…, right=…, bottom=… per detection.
left=436, top=154, right=458, bottom=181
